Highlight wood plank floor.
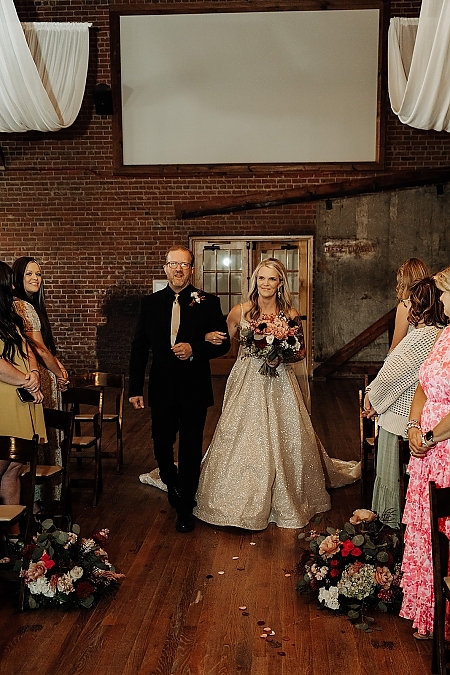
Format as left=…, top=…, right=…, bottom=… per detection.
left=0, top=377, right=433, bottom=675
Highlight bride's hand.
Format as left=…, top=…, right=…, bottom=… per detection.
left=205, top=331, right=227, bottom=345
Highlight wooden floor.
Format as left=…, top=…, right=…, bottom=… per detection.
left=0, top=377, right=433, bottom=675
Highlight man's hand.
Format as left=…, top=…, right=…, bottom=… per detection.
left=129, top=395, right=145, bottom=409
left=172, top=342, right=193, bottom=361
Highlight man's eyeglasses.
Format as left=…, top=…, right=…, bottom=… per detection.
left=165, top=261, right=192, bottom=269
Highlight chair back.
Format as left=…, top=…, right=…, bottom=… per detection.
left=71, top=371, right=123, bottom=390
left=429, top=481, right=450, bottom=675
left=69, top=372, right=124, bottom=473
left=43, top=408, right=75, bottom=526
left=0, top=434, right=39, bottom=545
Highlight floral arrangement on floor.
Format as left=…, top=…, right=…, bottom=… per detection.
left=296, top=509, right=403, bottom=631
left=17, top=519, right=125, bottom=609
left=239, top=313, right=305, bottom=376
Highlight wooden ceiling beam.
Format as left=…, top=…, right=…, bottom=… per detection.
left=175, top=167, right=450, bottom=219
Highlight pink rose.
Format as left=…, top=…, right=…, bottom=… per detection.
left=374, top=566, right=393, bottom=589
left=349, top=509, right=377, bottom=525
left=25, top=561, right=47, bottom=581
left=319, top=534, right=341, bottom=558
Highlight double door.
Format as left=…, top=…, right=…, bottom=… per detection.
left=190, top=236, right=313, bottom=375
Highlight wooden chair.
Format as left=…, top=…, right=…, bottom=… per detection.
left=21, top=409, right=75, bottom=528
left=62, top=387, right=104, bottom=507
left=0, top=434, right=39, bottom=544
left=429, top=481, right=450, bottom=675
left=0, top=435, right=40, bottom=610
left=42, top=408, right=75, bottom=527
left=71, top=372, right=124, bottom=473
left=359, top=376, right=379, bottom=508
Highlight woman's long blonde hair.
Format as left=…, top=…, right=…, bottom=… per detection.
left=395, top=258, right=430, bottom=301
left=246, top=258, right=294, bottom=321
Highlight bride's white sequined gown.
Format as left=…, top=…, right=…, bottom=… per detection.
left=193, top=319, right=360, bottom=530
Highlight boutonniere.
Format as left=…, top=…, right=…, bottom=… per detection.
left=190, top=290, right=206, bottom=306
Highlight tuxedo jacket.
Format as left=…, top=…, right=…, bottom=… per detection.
left=128, top=284, right=230, bottom=408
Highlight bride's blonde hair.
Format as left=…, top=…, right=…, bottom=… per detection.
left=246, top=258, right=294, bottom=321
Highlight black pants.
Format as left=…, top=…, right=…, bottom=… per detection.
left=151, top=402, right=207, bottom=509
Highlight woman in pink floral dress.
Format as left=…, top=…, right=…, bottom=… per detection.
left=403, top=265, right=450, bottom=640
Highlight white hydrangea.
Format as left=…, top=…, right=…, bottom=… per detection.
left=318, top=585, right=340, bottom=610
left=338, top=563, right=376, bottom=600
left=28, top=577, right=55, bottom=598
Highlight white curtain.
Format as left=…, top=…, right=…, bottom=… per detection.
left=0, top=0, right=90, bottom=132
left=388, top=0, right=450, bottom=132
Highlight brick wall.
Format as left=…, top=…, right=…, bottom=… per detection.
left=1, top=0, right=448, bottom=372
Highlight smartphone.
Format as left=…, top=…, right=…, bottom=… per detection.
left=16, top=387, right=35, bottom=403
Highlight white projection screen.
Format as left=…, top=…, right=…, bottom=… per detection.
left=113, top=4, right=385, bottom=172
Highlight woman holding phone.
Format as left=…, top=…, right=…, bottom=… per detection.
left=0, top=261, right=45, bottom=555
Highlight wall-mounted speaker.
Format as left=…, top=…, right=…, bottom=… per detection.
left=93, top=84, right=113, bottom=116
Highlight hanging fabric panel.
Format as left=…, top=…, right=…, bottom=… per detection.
left=388, top=0, right=450, bottom=132
left=0, top=0, right=90, bottom=132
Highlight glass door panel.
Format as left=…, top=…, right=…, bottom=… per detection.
left=192, top=241, right=249, bottom=317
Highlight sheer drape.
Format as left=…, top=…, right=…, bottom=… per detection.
left=0, top=0, right=90, bottom=132
left=388, top=0, right=450, bottom=132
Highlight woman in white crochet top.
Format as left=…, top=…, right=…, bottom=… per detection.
left=363, top=277, right=446, bottom=528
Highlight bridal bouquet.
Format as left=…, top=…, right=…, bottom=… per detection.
left=296, top=510, right=403, bottom=630
left=18, top=519, right=125, bottom=609
left=239, top=313, right=305, bottom=376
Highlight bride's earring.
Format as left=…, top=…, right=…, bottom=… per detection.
left=277, top=286, right=282, bottom=297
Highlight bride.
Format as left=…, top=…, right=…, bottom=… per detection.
left=193, top=258, right=359, bottom=530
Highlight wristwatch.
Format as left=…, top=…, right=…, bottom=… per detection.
left=422, top=429, right=436, bottom=448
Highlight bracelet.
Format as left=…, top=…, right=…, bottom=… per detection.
left=30, top=369, right=40, bottom=376
left=364, top=386, right=371, bottom=394
left=405, top=419, right=422, bottom=436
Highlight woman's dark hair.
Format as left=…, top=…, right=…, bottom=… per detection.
left=0, top=261, right=27, bottom=362
left=12, top=256, right=57, bottom=355
left=408, top=277, right=447, bottom=327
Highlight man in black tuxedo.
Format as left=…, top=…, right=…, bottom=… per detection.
left=129, top=245, right=230, bottom=532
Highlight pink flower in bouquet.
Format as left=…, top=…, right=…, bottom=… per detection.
left=349, top=509, right=377, bottom=525
left=319, top=534, right=341, bottom=558
left=374, top=566, right=394, bottom=589
left=25, top=561, right=47, bottom=581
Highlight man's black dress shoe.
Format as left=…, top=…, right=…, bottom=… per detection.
left=176, top=511, right=195, bottom=533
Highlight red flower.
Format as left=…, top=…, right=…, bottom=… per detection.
left=352, top=547, right=363, bottom=557
left=341, top=541, right=355, bottom=557
left=330, top=559, right=340, bottom=567
left=378, top=588, right=394, bottom=602
left=253, top=338, right=267, bottom=349
left=40, top=552, right=56, bottom=569
left=76, top=581, right=95, bottom=599
left=330, top=568, right=340, bottom=578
